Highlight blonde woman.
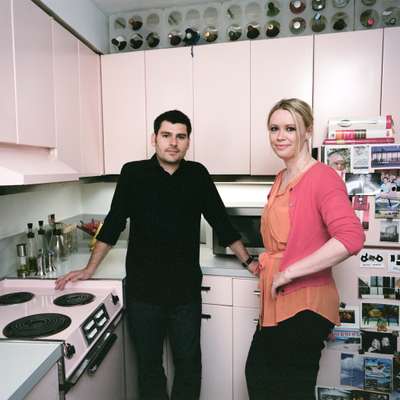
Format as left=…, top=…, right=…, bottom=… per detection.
left=245, top=99, right=365, bottom=399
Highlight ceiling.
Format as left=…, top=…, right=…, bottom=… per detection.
left=91, top=0, right=212, bottom=15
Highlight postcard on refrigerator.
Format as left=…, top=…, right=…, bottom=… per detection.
left=340, top=353, right=364, bottom=389
left=388, top=253, right=400, bottom=273
left=326, top=328, right=361, bottom=352
left=360, top=250, right=385, bottom=268
left=352, top=145, right=371, bottom=174
left=371, top=144, right=400, bottom=169
left=360, top=330, right=397, bottom=355
left=361, top=302, right=400, bottom=329
left=364, top=356, right=392, bottom=393
left=339, top=305, right=360, bottom=328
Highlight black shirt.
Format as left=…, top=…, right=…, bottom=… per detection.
left=96, top=155, right=240, bottom=305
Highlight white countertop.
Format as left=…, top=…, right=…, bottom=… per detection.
left=0, top=340, right=62, bottom=400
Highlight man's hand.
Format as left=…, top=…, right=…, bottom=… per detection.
left=247, top=260, right=260, bottom=276
left=55, top=268, right=93, bottom=290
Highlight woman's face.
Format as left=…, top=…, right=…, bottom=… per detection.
left=268, top=109, right=309, bottom=161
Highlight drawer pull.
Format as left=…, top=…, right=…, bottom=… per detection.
left=252, top=319, right=259, bottom=325
left=201, top=286, right=211, bottom=292
left=253, top=289, right=260, bottom=296
left=202, top=314, right=212, bottom=320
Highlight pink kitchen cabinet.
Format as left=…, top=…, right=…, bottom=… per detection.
left=250, top=36, right=313, bottom=175
left=79, top=42, right=104, bottom=176
left=13, top=0, right=56, bottom=148
left=381, top=27, right=400, bottom=132
left=313, top=29, right=383, bottom=148
left=0, top=0, right=17, bottom=144
left=101, top=52, right=147, bottom=174
left=145, top=47, right=194, bottom=160
left=193, top=41, right=251, bottom=174
left=52, top=22, right=81, bottom=172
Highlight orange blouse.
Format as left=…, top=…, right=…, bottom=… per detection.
left=258, top=171, right=340, bottom=327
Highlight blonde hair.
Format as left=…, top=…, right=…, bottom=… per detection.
left=267, top=98, right=313, bottom=154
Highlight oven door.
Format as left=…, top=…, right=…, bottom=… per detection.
left=63, top=313, right=125, bottom=400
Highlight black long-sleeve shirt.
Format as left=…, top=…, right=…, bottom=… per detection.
left=96, top=155, right=240, bottom=305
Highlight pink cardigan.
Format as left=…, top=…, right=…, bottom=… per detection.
left=275, top=162, right=365, bottom=295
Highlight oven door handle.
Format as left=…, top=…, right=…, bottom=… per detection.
left=86, top=332, right=117, bottom=375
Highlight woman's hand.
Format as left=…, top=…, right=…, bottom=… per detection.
left=55, top=268, right=93, bottom=290
left=271, top=269, right=293, bottom=300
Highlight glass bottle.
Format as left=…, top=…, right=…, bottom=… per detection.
left=50, top=222, right=67, bottom=268
left=183, top=28, right=200, bottom=45
left=168, top=31, right=182, bottom=46
left=333, top=0, right=350, bottom=8
left=129, top=16, right=143, bottom=30
left=360, top=9, right=379, bottom=28
left=16, top=243, right=29, bottom=278
left=332, top=12, right=348, bottom=31
left=111, top=35, right=127, bottom=51
left=146, top=32, right=160, bottom=48
left=129, top=33, right=143, bottom=49
left=203, top=26, right=218, bottom=43
left=289, top=17, right=306, bottom=34
left=266, top=1, right=280, bottom=17
left=227, top=24, right=242, bottom=41
left=311, top=13, right=327, bottom=32
left=37, top=220, right=46, bottom=254
left=312, top=0, right=326, bottom=11
left=46, top=214, right=56, bottom=252
left=382, top=7, right=399, bottom=26
left=266, top=21, right=280, bottom=38
left=289, top=1, right=306, bottom=14
left=246, top=23, right=260, bottom=39
left=26, top=223, right=38, bottom=274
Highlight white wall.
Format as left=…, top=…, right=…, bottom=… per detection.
left=39, top=0, right=108, bottom=53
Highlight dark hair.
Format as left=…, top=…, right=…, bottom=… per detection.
left=153, top=110, right=192, bottom=136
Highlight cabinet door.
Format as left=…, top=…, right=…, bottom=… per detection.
left=233, top=307, right=259, bottom=400
left=0, top=0, right=17, bottom=144
left=13, top=0, right=56, bottom=147
left=145, top=47, right=194, bottom=160
left=251, top=36, right=313, bottom=175
left=79, top=42, right=104, bottom=176
left=382, top=27, right=400, bottom=131
left=313, top=30, right=383, bottom=147
left=201, top=304, right=233, bottom=400
left=53, top=22, right=81, bottom=172
left=193, top=41, right=250, bottom=174
left=102, top=52, right=147, bottom=174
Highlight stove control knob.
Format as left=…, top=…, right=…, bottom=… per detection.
left=65, top=343, right=76, bottom=359
left=112, top=294, right=120, bottom=305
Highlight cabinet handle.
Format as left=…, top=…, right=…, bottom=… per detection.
left=201, top=286, right=211, bottom=292
left=253, top=289, right=260, bottom=296
left=252, top=319, right=259, bottom=325
left=202, top=314, right=212, bottom=319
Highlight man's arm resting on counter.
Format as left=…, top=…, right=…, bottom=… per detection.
left=229, top=239, right=259, bottom=275
left=55, top=240, right=112, bottom=290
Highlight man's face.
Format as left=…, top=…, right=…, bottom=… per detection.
left=151, top=121, right=190, bottom=167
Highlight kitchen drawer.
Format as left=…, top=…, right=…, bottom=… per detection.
left=201, top=275, right=232, bottom=306
left=233, top=278, right=260, bottom=309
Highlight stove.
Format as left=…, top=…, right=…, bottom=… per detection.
left=0, top=278, right=124, bottom=380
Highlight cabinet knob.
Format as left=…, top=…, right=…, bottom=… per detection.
left=201, top=286, right=211, bottom=292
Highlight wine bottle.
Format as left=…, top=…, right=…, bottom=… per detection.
left=332, top=12, right=348, bottom=31
left=311, top=13, right=327, bottom=32
left=333, top=0, right=350, bottom=8
left=169, top=31, right=182, bottom=46
left=129, top=33, right=143, bottom=49
left=312, top=0, right=326, bottom=11
left=382, top=7, right=399, bottom=26
left=146, top=32, right=160, bottom=48
left=227, top=24, right=242, bottom=41
left=183, top=28, right=200, bottom=45
left=289, top=17, right=306, bottom=34
left=129, top=16, right=143, bottom=31
left=114, top=17, right=126, bottom=30
left=361, top=0, right=376, bottom=6
left=266, top=1, right=280, bottom=17
left=360, top=10, right=379, bottom=28
left=246, top=23, right=260, bottom=39
left=289, top=1, right=306, bottom=14
left=266, top=21, right=280, bottom=38
left=203, top=27, right=218, bottom=43
left=111, top=36, right=127, bottom=51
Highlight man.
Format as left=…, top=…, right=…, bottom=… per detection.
left=55, top=110, right=258, bottom=400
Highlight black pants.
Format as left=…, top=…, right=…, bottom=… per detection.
left=245, top=310, right=333, bottom=400
left=126, top=300, right=202, bottom=400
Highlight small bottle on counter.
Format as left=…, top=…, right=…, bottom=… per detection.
left=16, top=243, right=29, bottom=278
left=26, top=223, right=38, bottom=274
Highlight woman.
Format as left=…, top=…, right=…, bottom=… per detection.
left=245, top=99, right=365, bottom=399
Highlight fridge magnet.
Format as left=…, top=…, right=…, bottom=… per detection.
left=340, top=353, right=365, bottom=388
left=316, top=386, right=352, bottom=399
left=375, top=193, right=400, bottom=219
left=326, top=328, right=361, bottom=352
left=379, top=220, right=400, bottom=243
left=394, top=354, right=400, bottom=393
left=371, top=144, right=400, bottom=169
left=388, top=253, right=400, bottom=273
left=345, top=173, right=381, bottom=195
left=325, top=146, right=351, bottom=177
left=361, top=302, right=400, bottom=329
left=360, top=251, right=384, bottom=268
left=339, top=305, right=360, bottom=328
left=352, top=145, right=371, bottom=174
left=364, top=356, right=393, bottom=393
left=353, top=196, right=371, bottom=230
left=358, top=276, right=400, bottom=300
left=378, top=170, right=400, bottom=192
left=361, top=331, right=397, bottom=355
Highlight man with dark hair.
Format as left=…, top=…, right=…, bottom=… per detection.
left=56, top=109, right=258, bottom=400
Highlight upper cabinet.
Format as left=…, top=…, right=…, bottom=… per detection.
left=0, top=0, right=17, bottom=144
left=52, top=22, right=81, bottom=172
left=381, top=27, right=400, bottom=131
left=313, top=29, right=383, bottom=148
left=193, top=41, right=251, bottom=175
left=79, top=42, right=104, bottom=176
left=101, top=52, right=147, bottom=174
left=145, top=47, right=194, bottom=160
left=13, top=0, right=56, bottom=147
left=250, top=36, right=313, bottom=175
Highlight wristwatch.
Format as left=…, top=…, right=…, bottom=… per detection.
left=242, top=256, right=254, bottom=269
